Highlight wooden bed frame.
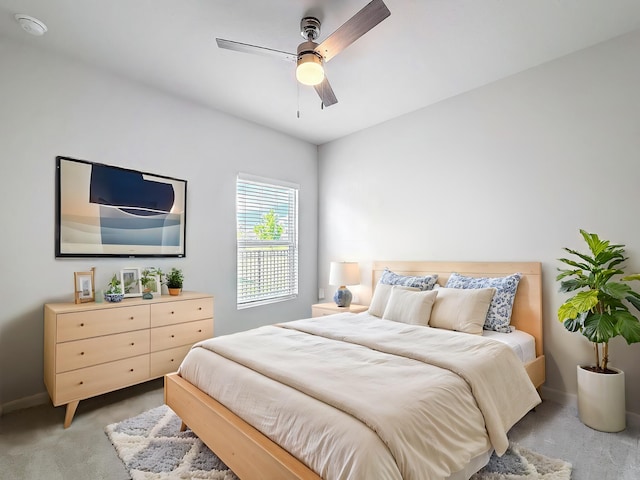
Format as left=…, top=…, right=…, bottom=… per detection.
left=165, top=261, right=544, bottom=480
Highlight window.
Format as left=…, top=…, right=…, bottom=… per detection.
left=236, top=173, right=299, bottom=308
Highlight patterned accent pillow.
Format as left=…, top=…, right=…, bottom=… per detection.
left=380, top=268, right=438, bottom=291
left=444, top=272, right=522, bottom=332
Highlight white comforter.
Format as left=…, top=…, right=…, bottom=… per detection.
left=179, top=313, right=540, bottom=480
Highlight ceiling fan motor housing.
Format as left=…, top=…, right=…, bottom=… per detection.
left=297, top=40, right=321, bottom=58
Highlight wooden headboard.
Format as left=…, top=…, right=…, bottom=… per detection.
left=372, top=261, right=543, bottom=357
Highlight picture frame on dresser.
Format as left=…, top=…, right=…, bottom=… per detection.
left=73, top=271, right=94, bottom=304
left=121, top=267, right=142, bottom=297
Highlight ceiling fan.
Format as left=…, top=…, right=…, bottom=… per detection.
left=216, top=0, right=391, bottom=108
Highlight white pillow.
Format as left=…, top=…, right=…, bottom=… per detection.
left=428, top=287, right=496, bottom=335
left=368, top=283, right=419, bottom=317
left=382, top=287, right=439, bottom=326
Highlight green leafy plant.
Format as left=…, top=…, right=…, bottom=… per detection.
left=557, top=229, right=640, bottom=372
left=105, top=274, right=123, bottom=294
left=140, top=268, right=159, bottom=291
left=163, top=267, right=184, bottom=289
left=254, top=209, right=284, bottom=240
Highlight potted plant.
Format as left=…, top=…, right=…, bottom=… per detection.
left=557, top=229, right=640, bottom=432
left=104, top=274, right=124, bottom=303
left=164, top=267, right=184, bottom=296
left=140, top=268, right=159, bottom=299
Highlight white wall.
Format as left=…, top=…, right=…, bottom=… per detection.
left=318, top=30, right=640, bottom=415
left=0, top=38, right=318, bottom=410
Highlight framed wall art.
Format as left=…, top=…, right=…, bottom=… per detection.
left=74, top=271, right=95, bottom=304
left=121, top=267, right=142, bottom=297
left=55, top=156, right=187, bottom=258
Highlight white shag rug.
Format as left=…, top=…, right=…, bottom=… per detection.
left=471, top=442, right=572, bottom=480
left=106, top=405, right=572, bottom=480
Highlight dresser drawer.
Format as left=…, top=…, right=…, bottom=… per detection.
left=55, top=355, right=149, bottom=405
left=150, top=344, right=193, bottom=378
left=150, top=318, right=213, bottom=352
left=57, top=305, right=150, bottom=342
left=150, top=297, right=213, bottom=327
left=56, top=329, right=150, bottom=373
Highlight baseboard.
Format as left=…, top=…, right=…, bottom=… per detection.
left=540, top=385, right=640, bottom=427
left=540, top=385, right=577, bottom=408
left=1, top=391, right=50, bottom=415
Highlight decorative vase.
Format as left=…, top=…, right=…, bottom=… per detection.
left=104, top=293, right=124, bottom=303
left=168, top=287, right=181, bottom=296
left=333, top=286, right=352, bottom=307
left=142, top=290, right=153, bottom=300
left=577, top=365, right=626, bottom=432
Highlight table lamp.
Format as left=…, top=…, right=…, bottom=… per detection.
left=329, top=261, right=360, bottom=307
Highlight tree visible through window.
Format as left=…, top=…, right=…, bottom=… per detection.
left=253, top=209, right=284, bottom=241
left=236, top=174, right=298, bottom=308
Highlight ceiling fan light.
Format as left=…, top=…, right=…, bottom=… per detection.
left=296, top=53, right=324, bottom=86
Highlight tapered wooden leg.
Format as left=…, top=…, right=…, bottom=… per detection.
left=64, top=400, right=80, bottom=428
left=180, top=421, right=187, bottom=432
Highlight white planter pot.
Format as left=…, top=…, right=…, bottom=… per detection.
left=577, top=365, right=626, bottom=432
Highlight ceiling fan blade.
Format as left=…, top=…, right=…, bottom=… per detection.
left=314, top=76, right=338, bottom=107
left=216, top=38, right=296, bottom=62
left=315, top=0, right=390, bottom=63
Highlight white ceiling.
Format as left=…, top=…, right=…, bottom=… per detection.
left=2, top=1, right=640, bottom=145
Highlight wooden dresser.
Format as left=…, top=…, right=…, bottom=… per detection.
left=44, top=291, right=213, bottom=427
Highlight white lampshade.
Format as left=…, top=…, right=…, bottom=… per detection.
left=296, top=53, right=324, bottom=86
left=329, top=262, right=360, bottom=287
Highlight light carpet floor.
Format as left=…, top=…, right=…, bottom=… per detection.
left=106, top=404, right=571, bottom=480
left=2, top=379, right=639, bottom=479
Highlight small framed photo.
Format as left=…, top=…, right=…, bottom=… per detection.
left=74, top=271, right=95, bottom=304
left=121, top=268, right=142, bottom=297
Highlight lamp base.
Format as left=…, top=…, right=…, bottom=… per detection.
left=333, top=286, right=352, bottom=307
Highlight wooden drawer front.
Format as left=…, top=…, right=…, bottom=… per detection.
left=57, top=306, right=150, bottom=342
left=150, top=318, right=213, bottom=352
left=151, top=298, right=213, bottom=327
left=56, top=330, right=150, bottom=373
left=150, top=344, right=192, bottom=378
left=55, top=355, right=149, bottom=405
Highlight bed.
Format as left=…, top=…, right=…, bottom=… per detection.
left=164, top=261, right=545, bottom=479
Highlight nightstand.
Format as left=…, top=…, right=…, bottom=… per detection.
left=311, top=303, right=368, bottom=317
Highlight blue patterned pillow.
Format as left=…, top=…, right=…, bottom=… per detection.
left=380, top=268, right=438, bottom=291
left=445, top=272, right=522, bottom=332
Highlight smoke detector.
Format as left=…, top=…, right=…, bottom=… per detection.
left=14, top=14, right=48, bottom=36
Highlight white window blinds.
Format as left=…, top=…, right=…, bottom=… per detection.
left=236, top=173, right=299, bottom=308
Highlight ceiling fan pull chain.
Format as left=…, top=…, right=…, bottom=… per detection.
left=297, top=81, right=301, bottom=118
